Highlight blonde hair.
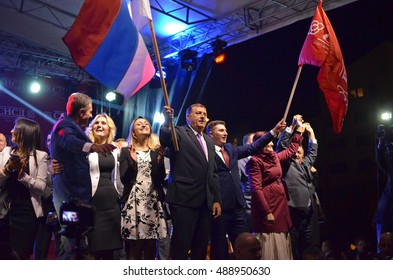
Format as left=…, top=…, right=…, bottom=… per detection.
left=86, top=113, right=116, bottom=144
left=127, top=117, right=156, bottom=151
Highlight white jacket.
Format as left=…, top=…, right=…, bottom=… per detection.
left=0, top=149, right=48, bottom=218
left=88, top=147, right=123, bottom=198
left=0, top=146, right=11, bottom=168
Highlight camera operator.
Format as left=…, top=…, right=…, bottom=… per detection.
left=373, top=124, right=393, bottom=245
left=50, top=92, right=115, bottom=260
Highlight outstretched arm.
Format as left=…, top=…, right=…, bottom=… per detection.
left=276, top=114, right=303, bottom=152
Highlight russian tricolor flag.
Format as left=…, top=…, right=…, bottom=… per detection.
left=63, top=0, right=155, bottom=100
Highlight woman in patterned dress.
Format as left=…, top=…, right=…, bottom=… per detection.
left=119, top=117, right=167, bottom=259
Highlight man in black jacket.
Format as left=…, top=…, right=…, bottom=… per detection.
left=160, top=103, right=221, bottom=259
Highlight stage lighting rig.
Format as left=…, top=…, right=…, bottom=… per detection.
left=179, top=49, right=198, bottom=72
left=212, top=39, right=227, bottom=64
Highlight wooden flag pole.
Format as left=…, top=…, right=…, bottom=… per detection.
left=283, top=65, right=303, bottom=121
left=148, top=19, right=179, bottom=151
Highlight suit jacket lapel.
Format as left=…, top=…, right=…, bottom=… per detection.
left=185, top=126, right=206, bottom=160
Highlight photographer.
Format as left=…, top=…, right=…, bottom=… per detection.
left=374, top=124, right=393, bottom=244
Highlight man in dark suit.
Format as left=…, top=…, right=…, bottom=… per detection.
left=51, top=92, right=115, bottom=259
left=159, top=103, right=221, bottom=260
left=276, top=117, right=319, bottom=259
left=206, top=119, right=286, bottom=259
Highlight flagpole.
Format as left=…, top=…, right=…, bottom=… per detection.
left=147, top=19, right=179, bottom=151
left=283, top=65, right=303, bottom=121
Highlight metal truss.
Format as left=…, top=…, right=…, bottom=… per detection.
left=0, top=30, right=88, bottom=80
left=152, top=0, right=358, bottom=60
left=150, top=0, right=214, bottom=25
left=0, top=0, right=358, bottom=79
left=0, top=0, right=77, bottom=30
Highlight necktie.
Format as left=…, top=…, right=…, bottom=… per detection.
left=196, top=133, right=207, bottom=157
left=220, top=146, right=230, bottom=168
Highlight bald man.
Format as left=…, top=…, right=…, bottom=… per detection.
left=234, top=232, right=262, bottom=260
left=0, top=133, right=11, bottom=167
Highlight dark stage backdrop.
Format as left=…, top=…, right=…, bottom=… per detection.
left=0, top=71, right=93, bottom=151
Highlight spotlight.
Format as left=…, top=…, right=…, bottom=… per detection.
left=214, top=53, right=226, bottom=64
left=155, top=68, right=167, bottom=79
left=212, top=39, right=227, bottom=64
left=153, top=112, right=165, bottom=125
left=105, top=91, right=117, bottom=102
left=381, top=112, right=392, bottom=121
left=179, top=49, right=198, bottom=72
left=30, top=81, right=41, bottom=94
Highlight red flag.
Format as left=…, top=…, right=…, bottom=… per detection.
left=298, top=0, right=348, bottom=134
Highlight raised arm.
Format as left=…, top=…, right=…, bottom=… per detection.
left=276, top=114, right=303, bottom=152
left=160, top=106, right=175, bottom=147
left=302, top=123, right=318, bottom=167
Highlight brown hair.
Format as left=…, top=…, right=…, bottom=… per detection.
left=252, top=131, right=269, bottom=143
left=12, top=117, right=42, bottom=167
left=186, top=103, right=206, bottom=116
left=206, top=120, right=226, bottom=135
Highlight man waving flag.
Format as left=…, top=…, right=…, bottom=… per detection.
left=63, top=0, right=155, bottom=101
left=298, top=0, right=348, bottom=134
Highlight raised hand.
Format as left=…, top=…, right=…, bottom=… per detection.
left=163, top=106, right=175, bottom=126
left=291, top=114, right=303, bottom=128
left=304, top=122, right=315, bottom=139
left=272, top=119, right=287, bottom=135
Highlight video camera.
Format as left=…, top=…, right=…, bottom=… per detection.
left=59, top=198, right=95, bottom=229
left=58, top=199, right=95, bottom=257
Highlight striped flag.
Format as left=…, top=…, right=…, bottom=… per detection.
left=63, top=0, right=155, bottom=100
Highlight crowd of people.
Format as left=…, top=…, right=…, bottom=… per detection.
left=0, top=92, right=392, bottom=260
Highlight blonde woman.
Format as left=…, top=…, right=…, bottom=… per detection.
left=120, top=117, right=167, bottom=259
left=85, top=113, right=123, bottom=259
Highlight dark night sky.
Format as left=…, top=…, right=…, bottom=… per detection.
left=202, top=0, right=393, bottom=139
left=200, top=0, right=393, bottom=249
